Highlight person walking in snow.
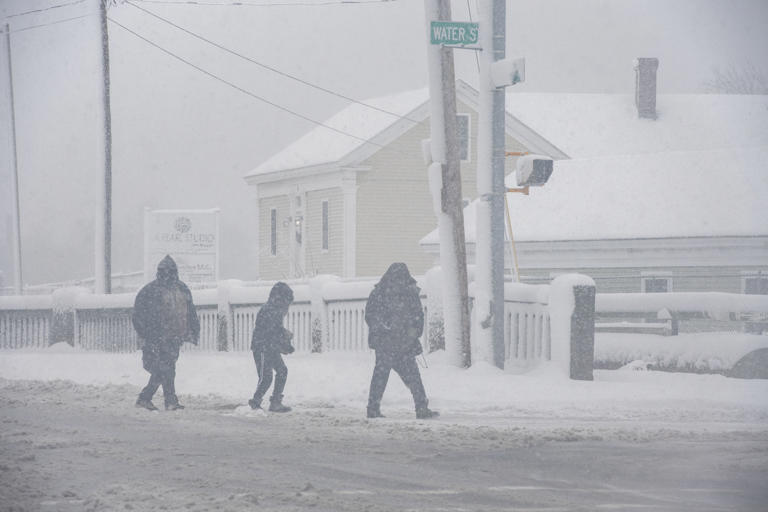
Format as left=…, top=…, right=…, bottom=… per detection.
left=365, top=262, right=438, bottom=419
left=249, top=281, right=295, bottom=413
left=132, top=255, right=200, bottom=411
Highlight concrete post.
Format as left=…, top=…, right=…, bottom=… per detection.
left=217, top=280, right=239, bottom=351
left=550, top=275, right=596, bottom=380
left=50, top=287, right=88, bottom=347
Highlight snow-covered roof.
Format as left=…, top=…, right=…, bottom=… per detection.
left=245, top=88, right=429, bottom=177
left=246, top=81, right=768, bottom=180
left=503, top=92, right=768, bottom=158
left=422, top=146, right=768, bottom=244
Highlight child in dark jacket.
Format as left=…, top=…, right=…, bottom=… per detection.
left=249, top=282, right=295, bottom=412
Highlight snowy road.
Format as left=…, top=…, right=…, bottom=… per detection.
left=1, top=379, right=767, bottom=512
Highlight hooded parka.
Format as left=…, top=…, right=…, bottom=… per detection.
left=132, top=256, right=199, bottom=408
left=365, top=263, right=437, bottom=419
left=249, top=282, right=295, bottom=411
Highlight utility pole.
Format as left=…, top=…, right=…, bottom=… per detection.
left=3, top=24, right=22, bottom=295
left=424, top=0, right=471, bottom=367
left=475, top=0, right=506, bottom=368
left=95, top=0, right=113, bottom=294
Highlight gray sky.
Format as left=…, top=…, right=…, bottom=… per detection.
left=1, top=0, right=767, bottom=286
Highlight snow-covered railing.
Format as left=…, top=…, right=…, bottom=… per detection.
left=0, top=295, right=52, bottom=349
left=0, top=275, right=596, bottom=381
left=595, top=292, right=768, bottom=335
left=503, top=282, right=551, bottom=370
left=0, top=277, right=433, bottom=355
left=435, top=273, right=595, bottom=379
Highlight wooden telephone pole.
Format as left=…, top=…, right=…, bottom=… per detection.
left=424, top=0, right=471, bottom=367
left=96, top=0, right=113, bottom=294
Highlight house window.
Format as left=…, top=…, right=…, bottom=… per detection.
left=270, top=209, right=277, bottom=256
left=742, top=272, right=768, bottom=295
left=641, top=273, right=672, bottom=293
left=457, top=113, right=471, bottom=161
left=321, top=200, right=329, bottom=251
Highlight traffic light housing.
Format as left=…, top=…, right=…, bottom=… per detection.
left=515, top=154, right=553, bottom=187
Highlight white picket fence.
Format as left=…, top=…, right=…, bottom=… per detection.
left=0, top=276, right=560, bottom=374
left=4, top=277, right=768, bottom=379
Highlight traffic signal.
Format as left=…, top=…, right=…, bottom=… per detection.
left=515, top=154, right=553, bottom=187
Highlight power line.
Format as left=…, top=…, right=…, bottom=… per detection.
left=1, top=12, right=97, bottom=34
left=107, top=17, right=384, bottom=147
left=2, top=0, right=87, bottom=20
left=133, top=0, right=396, bottom=6
left=125, top=0, right=420, bottom=124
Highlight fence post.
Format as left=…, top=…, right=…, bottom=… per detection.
left=309, top=276, right=335, bottom=353
left=425, top=266, right=445, bottom=352
left=549, top=274, right=596, bottom=380
left=217, top=280, right=237, bottom=352
left=51, top=287, right=88, bottom=347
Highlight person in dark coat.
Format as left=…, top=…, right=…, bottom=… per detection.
left=365, top=263, right=438, bottom=419
left=249, top=281, right=295, bottom=412
left=132, top=255, right=200, bottom=411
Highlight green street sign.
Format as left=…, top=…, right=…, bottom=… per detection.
left=430, top=21, right=479, bottom=46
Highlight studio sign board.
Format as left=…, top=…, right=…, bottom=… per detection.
left=143, top=208, right=220, bottom=284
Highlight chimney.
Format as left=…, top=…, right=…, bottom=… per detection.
left=634, top=58, right=659, bottom=119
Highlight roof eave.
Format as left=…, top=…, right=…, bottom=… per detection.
left=243, top=162, right=340, bottom=186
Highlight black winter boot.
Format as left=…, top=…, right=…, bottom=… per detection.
left=366, top=407, right=385, bottom=419
left=248, top=398, right=262, bottom=410
left=268, top=394, right=291, bottom=413
left=135, top=398, right=158, bottom=411
left=416, top=403, right=439, bottom=419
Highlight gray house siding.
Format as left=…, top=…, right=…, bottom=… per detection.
left=305, top=188, right=344, bottom=276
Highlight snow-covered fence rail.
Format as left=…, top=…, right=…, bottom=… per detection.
left=595, top=292, right=768, bottom=335
left=0, top=277, right=432, bottom=355
left=322, top=280, right=373, bottom=352
left=1, top=275, right=592, bottom=381
left=0, top=295, right=52, bottom=349
left=459, top=274, right=594, bottom=379
left=503, top=283, right=551, bottom=371
left=76, top=308, right=136, bottom=352
left=327, top=299, right=369, bottom=351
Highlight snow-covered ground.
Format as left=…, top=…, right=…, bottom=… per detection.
left=2, top=341, right=767, bottom=428
left=1, top=341, right=767, bottom=511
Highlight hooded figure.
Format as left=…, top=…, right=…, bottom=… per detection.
left=365, top=263, right=438, bottom=419
left=132, top=255, right=199, bottom=411
left=249, top=281, right=295, bottom=412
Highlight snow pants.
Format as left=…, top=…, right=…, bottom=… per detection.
left=252, top=349, right=288, bottom=404
left=139, top=339, right=181, bottom=406
left=367, top=350, right=427, bottom=413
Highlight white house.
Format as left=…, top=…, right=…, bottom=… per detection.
left=421, top=66, right=768, bottom=294
left=242, top=82, right=555, bottom=280
left=245, top=61, right=768, bottom=291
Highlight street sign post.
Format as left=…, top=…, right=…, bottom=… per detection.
left=430, top=21, right=479, bottom=46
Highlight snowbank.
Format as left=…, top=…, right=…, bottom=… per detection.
left=1, top=346, right=766, bottom=425
left=595, top=332, right=768, bottom=373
